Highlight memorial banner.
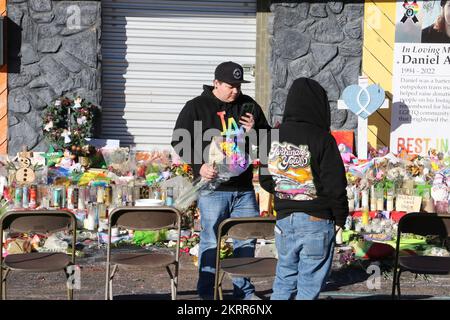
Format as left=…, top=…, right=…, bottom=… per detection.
left=391, top=0, right=450, bottom=155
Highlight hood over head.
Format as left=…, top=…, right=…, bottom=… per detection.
left=282, top=77, right=331, bottom=131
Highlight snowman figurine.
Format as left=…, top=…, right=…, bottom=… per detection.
left=15, top=147, right=36, bottom=184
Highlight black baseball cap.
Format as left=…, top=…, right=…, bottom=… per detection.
left=214, top=61, right=250, bottom=84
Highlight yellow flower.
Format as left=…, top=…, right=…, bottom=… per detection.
left=431, top=162, right=439, bottom=171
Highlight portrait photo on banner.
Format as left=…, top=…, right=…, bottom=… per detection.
left=395, top=0, right=450, bottom=43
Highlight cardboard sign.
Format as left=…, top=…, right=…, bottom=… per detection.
left=395, top=194, right=422, bottom=213
left=331, top=130, right=354, bottom=154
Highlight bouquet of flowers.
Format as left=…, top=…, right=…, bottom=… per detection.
left=101, top=147, right=134, bottom=176
left=174, top=134, right=250, bottom=212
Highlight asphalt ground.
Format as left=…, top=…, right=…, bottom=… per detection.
left=3, top=244, right=450, bottom=301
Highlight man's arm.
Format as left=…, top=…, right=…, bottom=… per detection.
left=171, top=103, right=203, bottom=176
left=319, top=135, right=349, bottom=228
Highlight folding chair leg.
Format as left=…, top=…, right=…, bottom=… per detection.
left=109, top=280, right=113, bottom=301
left=218, top=272, right=226, bottom=301
left=396, top=271, right=402, bottom=299
left=391, top=268, right=398, bottom=299
left=392, top=270, right=402, bottom=299
left=174, top=262, right=179, bottom=300
left=108, top=265, right=118, bottom=300
left=1, top=268, right=10, bottom=300
left=166, top=265, right=178, bottom=300
left=0, top=268, right=3, bottom=301
left=105, top=263, right=111, bottom=300
left=67, top=288, right=74, bottom=300
left=64, top=267, right=75, bottom=300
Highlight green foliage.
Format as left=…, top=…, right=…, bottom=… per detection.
left=42, top=97, right=100, bottom=152
left=132, top=230, right=168, bottom=246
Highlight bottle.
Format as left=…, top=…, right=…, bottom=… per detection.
left=67, top=186, right=75, bottom=210
left=14, top=186, right=23, bottom=208
left=370, top=185, right=377, bottom=211
left=354, top=187, right=360, bottom=210
left=362, top=207, right=369, bottom=226
left=97, top=186, right=105, bottom=203
left=165, top=187, right=174, bottom=206
left=105, top=186, right=112, bottom=206
left=361, top=189, right=369, bottom=209
left=335, top=227, right=343, bottom=245
left=375, top=188, right=384, bottom=211
left=60, top=186, right=66, bottom=208
left=344, top=215, right=353, bottom=231
left=22, top=185, right=29, bottom=208
left=78, top=186, right=86, bottom=210
left=386, top=195, right=394, bottom=212
left=72, top=187, right=79, bottom=210
left=29, top=185, right=37, bottom=209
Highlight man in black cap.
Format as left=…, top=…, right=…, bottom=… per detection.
left=171, top=61, right=270, bottom=300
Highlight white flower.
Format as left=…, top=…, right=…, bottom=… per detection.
left=62, top=129, right=71, bottom=144
left=73, top=97, right=82, bottom=109
left=77, top=116, right=87, bottom=125
left=44, top=121, right=54, bottom=131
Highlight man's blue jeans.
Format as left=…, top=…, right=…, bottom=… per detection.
left=197, top=190, right=259, bottom=299
left=271, top=212, right=335, bottom=300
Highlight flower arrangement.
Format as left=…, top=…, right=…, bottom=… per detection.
left=170, top=163, right=193, bottom=181
left=43, top=97, right=100, bottom=153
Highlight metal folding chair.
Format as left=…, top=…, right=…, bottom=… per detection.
left=392, top=212, right=450, bottom=299
left=0, top=210, right=77, bottom=300
left=105, top=206, right=181, bottom=300
left=214, top=216, right=277, bottom=300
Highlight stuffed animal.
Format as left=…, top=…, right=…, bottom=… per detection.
left=56, top=149, right=76, bottom=170
left=338, top=143, right=357, bottom=164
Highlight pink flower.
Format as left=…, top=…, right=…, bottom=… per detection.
left=376, top=170, right=384, bottom=180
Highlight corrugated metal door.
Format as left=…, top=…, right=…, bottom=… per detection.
left=101, top=0, right=257, bottom=150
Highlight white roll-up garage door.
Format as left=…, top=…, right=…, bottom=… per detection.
left=101, top=0, right=257, bottom=150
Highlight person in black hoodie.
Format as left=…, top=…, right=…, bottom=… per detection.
left=171, top=61, right=270, bottom=300
left=259, top=77, right=348, bottom=300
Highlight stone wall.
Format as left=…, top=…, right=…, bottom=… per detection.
left=268, top=1, right=364, bottom=130
left=7, top=0, right=101, bottom=155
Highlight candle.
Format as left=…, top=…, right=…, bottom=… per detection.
left=370, top=186, right=377, bottom=211
left=85, top=212, right=96, bottom=231
left=386, top=195, right=394, bottom=212
left=361, top=190, right=369, bottom=209
left=85, top=204, right=98, bottom=231
left=354, top=188, right=360, bottom=209
left=348, top=199, right=355, bottom=212
left=97, top=186, right=105, bottom=203
left=335, top=227, right=343, bottom=245
left=78, top=186, right=86, bottom=210
left=377, top=197, right=384, bottom=211
left=362, top=208, right=369, bottom=225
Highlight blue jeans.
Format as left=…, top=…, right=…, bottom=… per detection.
left=197, top=190, right=259, bottom=299
left=271, top=212, right=335, bottom=300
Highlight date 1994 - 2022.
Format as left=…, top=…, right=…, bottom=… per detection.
left=401, top=67, right=436, bottom=75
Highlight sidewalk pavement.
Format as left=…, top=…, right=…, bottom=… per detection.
left=4, top=246, right=450, bottom=300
